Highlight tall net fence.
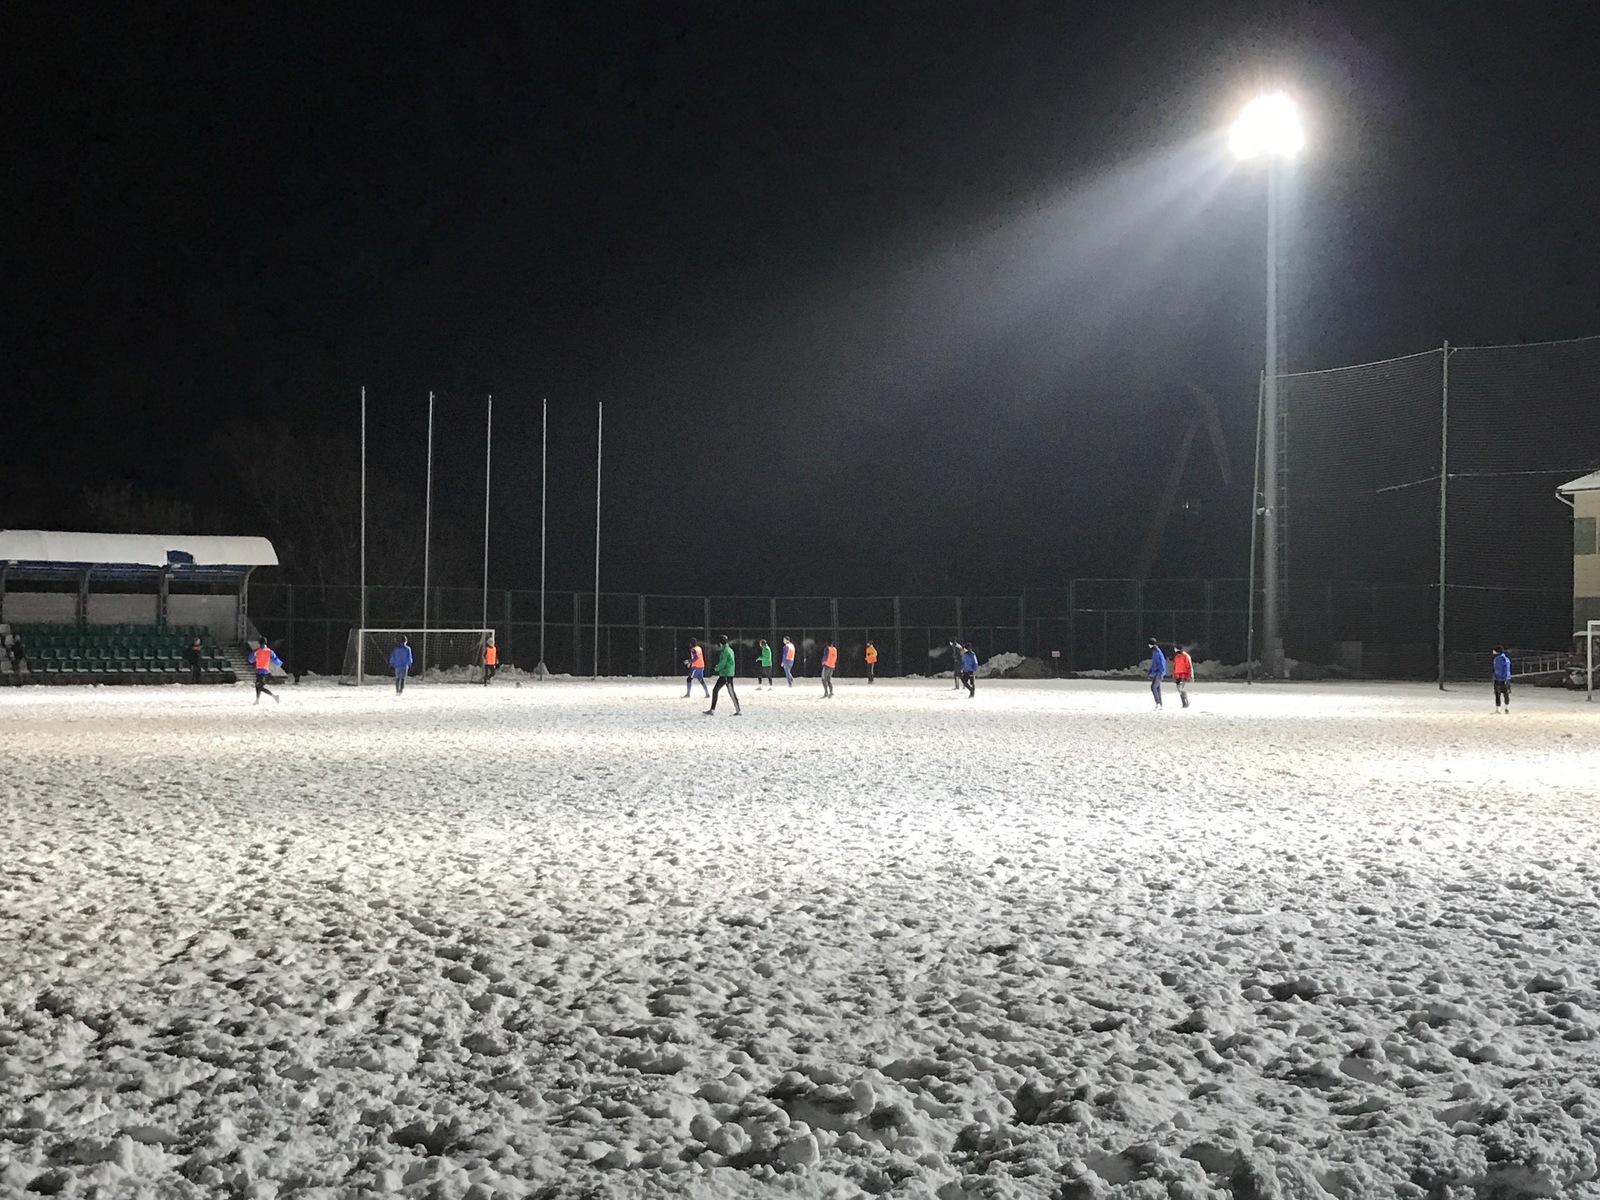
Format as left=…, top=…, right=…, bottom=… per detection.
left=1277, top=334, right=1600, bottom=678
left=245, top=582, right=1248, bottom=679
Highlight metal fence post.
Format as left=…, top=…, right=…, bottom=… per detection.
left=1437, top=341, right=1450, bottom=690
left=893, top=596, right=902, bottom=677
left=573, top=592, right=582, bottom=676
left=703, top=597, right=710, bottom=644
left=638, top=594, right=646, bottom=677
left=504, top=590, right=513, bottom=664
left=1067, top=579, right=1077, bottom=673
left=830, top=597, right=840, bottom=656
left=1204, top=579, right=1214, bottom=654
left=1246, top=371, right=1265, bottom=685
left=955, top=596, right=963, bottom=642
left=1018, top=592, right=1027, bottom=657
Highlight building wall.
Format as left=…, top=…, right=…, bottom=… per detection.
left=168, top=594, right=241, bottom=640
left=1576, top=491, right=1600, bottom=630
left=0, top=591, right=236, bottom=633
left=1, top=592, right=75, bottom=625
left=85, top=593, right=160, bottom=626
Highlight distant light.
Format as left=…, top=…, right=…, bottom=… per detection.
left=1230, top=92, right=1305, bottom=161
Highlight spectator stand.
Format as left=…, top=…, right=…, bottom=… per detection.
left=0, top=530, right=277, bottom=685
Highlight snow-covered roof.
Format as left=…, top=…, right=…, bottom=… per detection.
left=0, top=530, right=278, bottom=568
left=1558, top=469, right=1600, bottom=494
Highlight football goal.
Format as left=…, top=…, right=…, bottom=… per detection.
left=341, top=628, right=496, bottom=685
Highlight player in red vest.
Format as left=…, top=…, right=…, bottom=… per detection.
left=1172, top=645, right=1193, bottom=708
left=865, top=641, right=878, bottom=683
left=820, top=642, right=837, bottom=698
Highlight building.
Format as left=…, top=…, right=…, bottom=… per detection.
left=1558, top=470, right=1600, bottom=632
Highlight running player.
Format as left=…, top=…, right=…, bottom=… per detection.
left=252, top=639, right=283, bottom=705
left=820, top=641, right=837, bottom=698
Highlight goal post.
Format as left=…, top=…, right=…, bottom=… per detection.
left=342, top=628, right=496, bottom=685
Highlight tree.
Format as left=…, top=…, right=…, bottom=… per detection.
left=80, top=482, right=197, bottom=534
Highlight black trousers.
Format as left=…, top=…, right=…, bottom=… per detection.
left=710, top=674, right=739, bottom=710
left=1494, top=680, right=1510, bottom=707
left=254, top=673, right=274, bottom=697
left=961, top=670, right=975, bottom=696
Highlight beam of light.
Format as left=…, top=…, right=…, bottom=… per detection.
left=1229, top=92, right=1304, bottom=161
left=792, top=132, right=1239, bottom=415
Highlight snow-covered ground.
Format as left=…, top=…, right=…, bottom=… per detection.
left=3, top=677, right=1600, bottom=1198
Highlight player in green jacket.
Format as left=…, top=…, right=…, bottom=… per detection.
left=755, top=638, right=774, bottom=688
left=706, top=635, right=741, bottom=716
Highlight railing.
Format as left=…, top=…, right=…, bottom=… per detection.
left=243, top=578, right=1574, bottom=680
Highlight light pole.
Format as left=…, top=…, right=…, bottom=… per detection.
left=1232, top=92, right=1304, bottom=677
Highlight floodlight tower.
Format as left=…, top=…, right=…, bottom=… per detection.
left=1232, top=91, right=1304, bottom=677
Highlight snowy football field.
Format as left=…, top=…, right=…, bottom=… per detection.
left=4, top=677, right=1600, bottom=1198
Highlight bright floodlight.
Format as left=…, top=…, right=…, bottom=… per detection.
left=1230, top=92, right=1304, bottom=160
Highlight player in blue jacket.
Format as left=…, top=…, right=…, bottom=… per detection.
left=1147, top=638, right=1167, bottom=709
left=389, top=636, right=414, bottom=695
left=960, top=645, right=979, bottom=697
left=1492, top=645, right=1511, bottom=713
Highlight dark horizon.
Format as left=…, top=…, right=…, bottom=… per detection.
left=7, top=3, right=1599, bottom=596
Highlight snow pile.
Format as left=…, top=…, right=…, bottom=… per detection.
left=4, top=679, right=1600, bottom=1197
left=977, top=651, right=1024, bottom=677
left=1076, top=657, right=1297, bottom=681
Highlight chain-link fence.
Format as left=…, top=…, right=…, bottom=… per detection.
left=247, top=581, right=1255, bottom=679
left=1272, top=334, right=1600, bottom=680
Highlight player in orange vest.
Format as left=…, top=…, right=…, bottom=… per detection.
left=683, top=640, right=710, bottom=698
left=251, top=639, right=282, bottom=705
left=780, top=637, right=796, bottom=687
left=865, top=640, right=878, bottom=683
left=820, top=641, right=837, bottom=698
left=481, top=636, right=499, bottom=685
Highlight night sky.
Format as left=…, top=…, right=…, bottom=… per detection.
left=7, top=3, right=1599, bottom=595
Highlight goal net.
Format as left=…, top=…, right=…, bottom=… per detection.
left=341, top=628, right=496, bottom=684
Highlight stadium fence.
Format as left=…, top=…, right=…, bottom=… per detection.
left=1264, top=334, right=1600, bottom=683
left=248, top=581, right=1266, bottom=681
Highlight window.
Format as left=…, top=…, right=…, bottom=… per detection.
left=1577, top=516, right=1599, bottom=556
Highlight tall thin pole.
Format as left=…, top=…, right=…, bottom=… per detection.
left=1246, top=372, right=1265, bottom=685
left=422, top=391, right=434, bottom=675
left=1261, top=156, right=1283, bottom=677
left=1437, top=344, right=1450, bottom=690
left=482, top=394, right=492, bottom=636
left=593, top=400, right=602, bottom=680
left=539, top=398, right=547, bottom=679
left=359, top=385, right=367, bottom=684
